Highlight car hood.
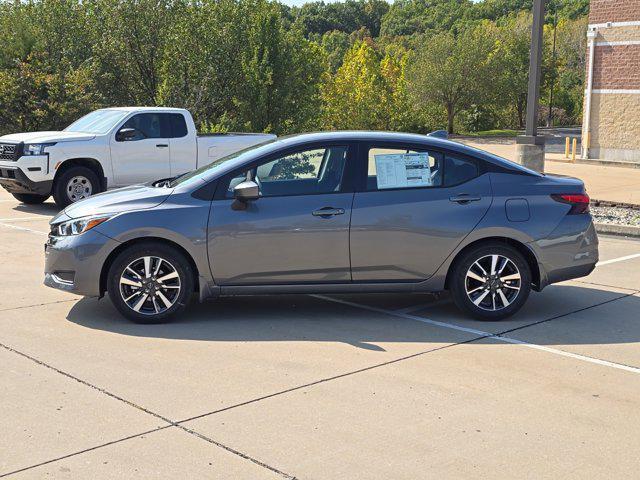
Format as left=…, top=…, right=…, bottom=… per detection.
left=59, top=184, right=173, bottom=220
left=0, top=131, right=96, bottom=143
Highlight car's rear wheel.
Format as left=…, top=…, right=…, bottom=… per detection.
left=12, top=193, right=49, bottom=204
left=107, top=242, right=194, bottom=324
left=450, top=242, right=531, bottom=320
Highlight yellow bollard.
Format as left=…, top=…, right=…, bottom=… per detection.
left=565, top=137, right=570, bottom=159
left=571, top=138, right=577, bottom=162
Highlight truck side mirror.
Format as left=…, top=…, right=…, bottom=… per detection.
left=233, top=180, right=260, bottom=202
left=116, top=127, right=140, bottom=141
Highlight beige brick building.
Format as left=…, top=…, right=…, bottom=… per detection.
left=583, top=0, right=640, bottom=163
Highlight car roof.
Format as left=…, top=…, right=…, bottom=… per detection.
left=265, top=131, right=540, bottom=175
left=189, top=130, right=539, bottom=186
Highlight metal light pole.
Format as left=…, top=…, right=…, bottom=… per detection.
left=516, top=0, right=546, bottom=172
left=547, top=4, right=558, bottom=128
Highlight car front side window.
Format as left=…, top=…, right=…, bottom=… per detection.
left=226, top=145, right=348, bottom=198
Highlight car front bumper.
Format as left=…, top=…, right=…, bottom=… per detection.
left=44, top=228, right=120, bottom=297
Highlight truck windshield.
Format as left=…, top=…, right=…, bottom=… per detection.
left=65, top=110, right=128, bottom=134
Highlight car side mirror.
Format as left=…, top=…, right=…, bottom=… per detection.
left=116, top=127, right=139, bottom=141
left=233, top=180, right=260, bottom=202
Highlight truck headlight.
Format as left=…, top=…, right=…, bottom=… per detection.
left=23, top=143, right=56, bottom=156
left=54, top=215, right=111, bottom=236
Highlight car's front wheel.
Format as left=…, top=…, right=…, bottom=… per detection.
left=107, top=242, right=194, bottom=323
left=450, top=242, right=531, bottom=321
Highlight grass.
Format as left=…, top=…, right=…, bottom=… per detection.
left=460, top=129, right=520, bottom=137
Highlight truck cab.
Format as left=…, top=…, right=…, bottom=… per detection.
left=0, top=107, right=274, bottom=207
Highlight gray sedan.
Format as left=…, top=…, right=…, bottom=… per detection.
left=44, top=132, right=598, bottom=323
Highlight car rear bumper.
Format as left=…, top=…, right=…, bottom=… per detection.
left=532, top=214, right=599, bottom=290
left=44, top=229, right=119, bottom=297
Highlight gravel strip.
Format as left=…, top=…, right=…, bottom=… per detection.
left=591, top=205, right=640, bottom=227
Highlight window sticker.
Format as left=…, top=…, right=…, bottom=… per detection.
left=374, top=153, right=432, bottom=189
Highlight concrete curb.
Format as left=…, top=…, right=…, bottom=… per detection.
left=595, top=223, right=640, bottom=238
left=548, top=157, right=640, bottom=169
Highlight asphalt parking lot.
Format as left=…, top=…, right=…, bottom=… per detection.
left=1, top=187, right=640, bottom=479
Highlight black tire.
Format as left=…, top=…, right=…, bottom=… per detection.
left=52, top=166, right=101, bottom=208
left=449, top=242, right=531, bottom=321
left=107, top=242, right=194, bottom=324
left=12, top=193, right=49, bottom=204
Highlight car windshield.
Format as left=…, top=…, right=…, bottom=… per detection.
left=169, top=138, right=278, bottom=188
left=64, top=110, right=128, bottom=134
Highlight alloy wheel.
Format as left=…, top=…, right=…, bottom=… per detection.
left=465, top=254, right=521, bottom=311
left=119, top=256, right=181, bottom=315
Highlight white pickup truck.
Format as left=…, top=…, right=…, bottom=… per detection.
left=0, top=107, right=275, bottom=207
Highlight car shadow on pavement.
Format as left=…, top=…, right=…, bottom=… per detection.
left=65, top=283, right=640, bottom=350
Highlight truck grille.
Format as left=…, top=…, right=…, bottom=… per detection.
left=0, top=143, right=20, bottom=161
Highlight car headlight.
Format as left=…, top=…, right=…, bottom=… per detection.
left=54, top=215, right=111, bottom=236
left=23, top=143, right=56, bottom=156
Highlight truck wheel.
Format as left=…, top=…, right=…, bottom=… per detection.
left=12, top=193, right=49, bottom=204
left=53, top=166, right=101, bottom=208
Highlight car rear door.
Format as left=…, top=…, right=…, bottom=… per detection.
left=350, top=142, right=493, bottom=281
left=207, top=142, right=355, bottom=285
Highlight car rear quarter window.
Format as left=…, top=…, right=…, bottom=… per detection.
left=443, top=155, right=479, bottom=186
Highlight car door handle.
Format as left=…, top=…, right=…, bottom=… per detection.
left=156, top=144, right=169, bottom=148
left=449, top=194, right=481, bottom=204
left=312, top=207, right=345, bottom=217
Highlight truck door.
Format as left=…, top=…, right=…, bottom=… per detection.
left=110, top=112, right=171, bottom=186
left=166, top=113, right=198, bottom=177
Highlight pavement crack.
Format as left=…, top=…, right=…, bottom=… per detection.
left=175, top=425, right=297, bottom=479
left=0, top=299, right=77, bottom=313
left=174, top=338, right=486, bottom=426
left=0, top=341, right=174, bottom=425
left=494, top=290, right=639, bottom=338
left=0, top=342, right=298, bottom=479
left=0, top=427, right=171, bottom=478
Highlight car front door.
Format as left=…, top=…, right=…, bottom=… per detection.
left=110, top=112, right=171, bottom=186
left=350, top=142, right=493, bottom=281
left=207, top=143, right=354, bottom=285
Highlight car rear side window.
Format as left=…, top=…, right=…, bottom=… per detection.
left=443, top=155, right=479, bottom=186
left=166, top=113, right=188, bottom=138
left=366, top=147, right=443, bottom=191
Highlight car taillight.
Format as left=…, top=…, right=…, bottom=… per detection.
left=551, top=193, right=590, bottom=214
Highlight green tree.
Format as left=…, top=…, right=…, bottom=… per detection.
left=406, top=25, right=496, bottom=134
left=322, top=40, right=391, bottom=129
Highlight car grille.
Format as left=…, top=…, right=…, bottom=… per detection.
left=0, top=143, right=20, bottom=161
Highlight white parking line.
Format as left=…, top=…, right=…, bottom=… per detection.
left=0, top=222, right=47, bottom=236
left=0, top=216, right=42, bottom=222
left=314, top=295, right=640, bottom=375
left=597, top=253, right=640, bottom=266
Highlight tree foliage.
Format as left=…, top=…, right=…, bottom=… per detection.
left=0, top=0, right=589, bottom=136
